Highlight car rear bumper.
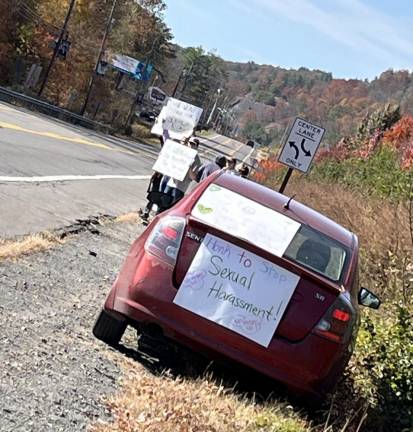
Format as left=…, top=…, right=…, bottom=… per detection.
left=105, top=252, right=349, bottom=396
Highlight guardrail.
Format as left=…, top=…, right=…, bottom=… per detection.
left=0, top=86, right=112, bottom=134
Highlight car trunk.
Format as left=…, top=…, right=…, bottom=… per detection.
left=173, top=217, right=341, bottom=343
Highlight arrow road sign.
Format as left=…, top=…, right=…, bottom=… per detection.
left=289, top=141, right=299, bottom=159
left=300, top=138, right=311, bottom=157
left=278, top=117, right=325, bottom=173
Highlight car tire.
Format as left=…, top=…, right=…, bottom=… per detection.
left=92, top=309, right=127, bottom=346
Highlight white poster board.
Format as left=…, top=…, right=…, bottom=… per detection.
left=174, top=234, right=300, bottom=347
left=152, top=139, right=197, bottom=182
left=152, top=98, right=203, bottom=141
left=192, top=185, right=301, bottom=258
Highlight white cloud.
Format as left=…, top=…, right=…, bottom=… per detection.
left=247, top=0, right=413, bottom=65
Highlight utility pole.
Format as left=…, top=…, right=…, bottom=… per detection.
left=172, top=68, right=184, bottom=98
left=38, top=0, right=76, bottom=97
left=80, top=0, right=117, bottom=116
left=207, top=88, right=222, bottom=125
left=171, top=61, right=194, bottom=99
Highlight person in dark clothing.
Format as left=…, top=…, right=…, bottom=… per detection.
left=197, top=155, right=227, bottom=182
left=238, top=164, right=250, bottom=178
left=139, top=127, right=171, bottom=221
left=138, top=172, right=163, bottom=221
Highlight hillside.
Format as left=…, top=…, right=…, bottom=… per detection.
left=224, top=63, right=413, bottom=146
left=160, top=46, right=413, bottom=147
left=2, top=0, right=413, bottom=149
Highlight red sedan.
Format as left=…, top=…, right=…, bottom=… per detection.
left=93, top=172, right=380, bottom=398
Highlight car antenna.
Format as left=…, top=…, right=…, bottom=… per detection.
left=284, top=194, right=297, bottom=210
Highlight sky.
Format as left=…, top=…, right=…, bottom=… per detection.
left=164, top=0, right=413, bottom=80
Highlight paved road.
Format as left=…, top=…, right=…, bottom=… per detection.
left=0, top=102, right=252, bottom=239
left=198, top=133, right=256, bottom=167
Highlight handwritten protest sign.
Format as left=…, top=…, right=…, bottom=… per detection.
left=152, top=139, right=197, bottom=182
left=174, top=234, right=300, bottom=347
left=192, top=185, right=301, bottom=258
left=152, top=98, right=203, bottom=140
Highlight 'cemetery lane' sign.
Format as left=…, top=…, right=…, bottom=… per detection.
left=174, top=234, right=300, bottom=347
left=152, top=139, right=197, bottom=181
left=278, top=117, right=325, bottom=173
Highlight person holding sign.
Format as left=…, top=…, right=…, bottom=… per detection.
left=164, top=137, right=202, bottom=204
left=139, top=125, right=173, bottom=222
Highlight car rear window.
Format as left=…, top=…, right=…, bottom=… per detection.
left=284, top=225, right=348, bottom=282
left=191, top=184, right=301, bottom=258
left=192, top=184, right=349, bottom=283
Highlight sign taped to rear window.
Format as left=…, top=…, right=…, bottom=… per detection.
left=174, top=234, right=300, bottom=347
left=192, top=185, right=301, bottom=257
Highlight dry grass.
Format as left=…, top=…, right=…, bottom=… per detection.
left=114, top=213, right=140, bottom=224
left=285, top=177, right=411, bottom=256
left=0, top=211, right=140, bottom=261
left=132, top=124, right=154, bottom=140
left=0, top=232, right=63, bottom=262
left=281, top=177, right=412, bottom=301
left=91, top=357, right=310, bottom=432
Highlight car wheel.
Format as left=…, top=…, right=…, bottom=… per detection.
left=92, top=309, right=127, bottom=346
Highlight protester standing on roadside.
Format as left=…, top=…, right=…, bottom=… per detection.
left=139, top=122, right=171, bottom=221
left=197, top=155, right=227, bottom=182
left=225, top=157, right=239, bottom=175
left=164, top=137, right=202, bottom=205
left=238, top=163, right=250, bottom=178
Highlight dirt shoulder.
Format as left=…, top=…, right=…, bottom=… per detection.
left=0, top=221, right=144, bottom=432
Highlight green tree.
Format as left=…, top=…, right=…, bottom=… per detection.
left=179, top=47, right=227, bottom=108
left=243, top=120, right=271, bottom=146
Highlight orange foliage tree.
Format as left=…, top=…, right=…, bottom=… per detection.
left=383, top=115, right=413, bottom=170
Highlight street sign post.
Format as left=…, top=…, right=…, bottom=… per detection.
left=278, top=117, right=325, bottom=193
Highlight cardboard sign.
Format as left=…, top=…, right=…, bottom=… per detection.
left=152, top=140, right=197, bottom=181
left=174, top=234, right=300, bottom=347
left=152, top=98, right=203, bottom=141
left=192, top=185, right=301, bottom=258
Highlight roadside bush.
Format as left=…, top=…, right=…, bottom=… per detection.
left=350, top=303, right=413, bottom=431
left=311, top=148, right=412, bottom=201
left=131, top=123, right=153, bottom=139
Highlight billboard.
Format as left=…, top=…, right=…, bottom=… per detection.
left=110, top=54, right=153, bottom=81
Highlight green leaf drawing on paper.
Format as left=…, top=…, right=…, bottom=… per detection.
left=197, top=204, right=214, bottom=215
left=209, top=185, right=222, bottom=192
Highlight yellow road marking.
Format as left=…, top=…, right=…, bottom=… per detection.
left=0, top=121, right=134, bottom=155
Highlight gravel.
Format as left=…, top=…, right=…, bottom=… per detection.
left=0, top=222, right=145, bottom=432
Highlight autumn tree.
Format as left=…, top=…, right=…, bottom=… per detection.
left=178, top=47, right=227, bottom=109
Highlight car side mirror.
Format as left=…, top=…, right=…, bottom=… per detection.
left=358, top=287, right=381, bottom=310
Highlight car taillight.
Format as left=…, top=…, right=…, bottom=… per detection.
left=313, top=294, right=355, bottom=343
left=144, top=216, right=186, bottom=267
